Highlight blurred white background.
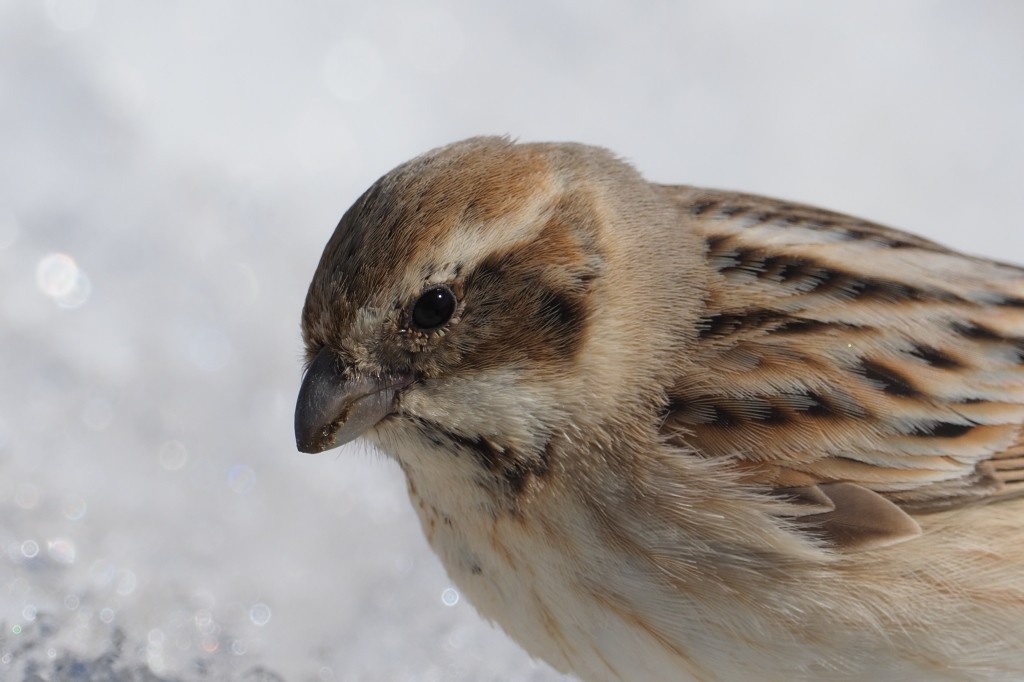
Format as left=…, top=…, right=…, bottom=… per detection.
left=1, top=1, right=1022, bottom=680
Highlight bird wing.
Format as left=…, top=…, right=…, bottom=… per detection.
left=658, top=187, right=1024, bottom=548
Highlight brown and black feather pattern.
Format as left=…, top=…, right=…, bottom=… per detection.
left=659, top=188, right=1024, bottom=513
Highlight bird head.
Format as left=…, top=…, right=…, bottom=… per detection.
left=295, top=137, right=706, bottom=480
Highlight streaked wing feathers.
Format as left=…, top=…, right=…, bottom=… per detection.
left=660, top=187, right=1024, bottom=527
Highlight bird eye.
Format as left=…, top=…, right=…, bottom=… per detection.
left=411, top=285, right=456, bottom=330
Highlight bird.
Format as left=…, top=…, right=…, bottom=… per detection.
left=294, top=137, right=1024, bottom=681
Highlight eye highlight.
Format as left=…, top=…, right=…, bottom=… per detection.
left=411, top=284, right=457, bottom=331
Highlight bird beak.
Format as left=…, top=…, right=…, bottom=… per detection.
left=294, top=347, right=414, bottom=453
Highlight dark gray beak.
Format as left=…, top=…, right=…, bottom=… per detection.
left=294, top=347, right=413, bottom=453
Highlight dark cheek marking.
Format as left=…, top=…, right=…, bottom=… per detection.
left=434, top=426, right=551, bottom=501
left=538, top=289, right=588, bottom=359
left=500, top=440, right=552, bottom=496
left=502, top=461, right=532, bottom=496
left=463, top=434, right=503, bottom=472
left=540, top=290, right=581, bottom=328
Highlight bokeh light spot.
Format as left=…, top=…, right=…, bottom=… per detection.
left=248, top=603, right=271, bottom=626
left=62, top=494, right=88, bottom=521
left=36, top=253, right=91, bottom=309
left=36, top=253, right=78, bottom=297
left=441, top=587, right=460, bottom=607
left=227, top=464, right=256, bottom=495
left=116, top=569, right=137, bottom=595
left=193, top=609, right=214, bottom=633
left=158, top=440, right=189, bottom=471
left=47, top=537, right=77, bottom=565
left=394, top=555, right=414, bottom=574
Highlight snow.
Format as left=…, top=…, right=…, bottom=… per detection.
left=1, top=1, right=1022, bottom=680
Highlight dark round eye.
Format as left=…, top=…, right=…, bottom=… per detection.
left=411, top=285, right=456, bottom=330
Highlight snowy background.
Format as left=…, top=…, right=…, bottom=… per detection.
left=2, top=1, right=1023, bottom=680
